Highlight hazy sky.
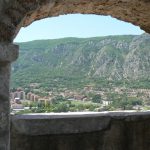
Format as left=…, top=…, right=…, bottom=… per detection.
left=15, top=14, right=144, bottom=42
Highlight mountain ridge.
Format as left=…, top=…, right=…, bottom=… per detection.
left=11, top=33, right=150, bottom=88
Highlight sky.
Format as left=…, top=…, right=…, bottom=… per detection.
left=14, top=14, right=144, bottom=42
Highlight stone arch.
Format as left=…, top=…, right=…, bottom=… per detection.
left=0, top=0, right=150, bottom=42
left=0, top=0, right=150, bottom=150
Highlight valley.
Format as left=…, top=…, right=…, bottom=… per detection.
left=11, top=33, right=150, bottom=113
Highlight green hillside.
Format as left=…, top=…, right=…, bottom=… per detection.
left=11, top=34, right=150, bottom=90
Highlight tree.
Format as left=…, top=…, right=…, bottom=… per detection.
left=51, top=95, right=65, bottom=104
left=53, top=102, right=69, bottom=112
left=92, top=94, right=102, bottom=103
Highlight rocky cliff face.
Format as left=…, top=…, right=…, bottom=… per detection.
left=123, top=33, right=150, bottom=79
left=12, top=34, right=150, bottom=87
left=13, top=34, right=150, bottom=79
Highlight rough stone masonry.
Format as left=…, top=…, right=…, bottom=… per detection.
left=0, top=0, right=150, bottom=150
left=0, top=44, right=18, bottom=150
left=11, top=112, right=150, bottom=150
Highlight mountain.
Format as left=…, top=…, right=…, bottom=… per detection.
left=11, top=33, right=150, bottom=89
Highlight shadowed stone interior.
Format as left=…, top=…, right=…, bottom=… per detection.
left=0, top=0, right=150, bottom=149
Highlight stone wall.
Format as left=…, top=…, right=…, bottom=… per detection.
left=11, top=112, right=150, bottom=150
left=0, top=44, right=18, bottom=150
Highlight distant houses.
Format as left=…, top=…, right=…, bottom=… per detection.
left=10, top=88, right=25, bottom=101
left=10, top=85, right=150, bottom=112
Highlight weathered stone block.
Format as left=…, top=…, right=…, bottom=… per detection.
left=0, top=63, right=11, bottom=150
left=0, top=43, right=19, bottom=150
left=0, top=43, right=19, bottom=63
left=11, top=112, right=150, bottom=150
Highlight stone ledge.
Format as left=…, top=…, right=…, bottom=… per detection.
left=0, top=43, right=19, bottom=63
left=11, top=111, right=150, bottom=136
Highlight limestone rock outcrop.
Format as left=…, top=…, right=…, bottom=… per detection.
left=12, top=34, right=150, bottom=83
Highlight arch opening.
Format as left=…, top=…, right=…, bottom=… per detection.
left=10, top=14, right=150, bottom=114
